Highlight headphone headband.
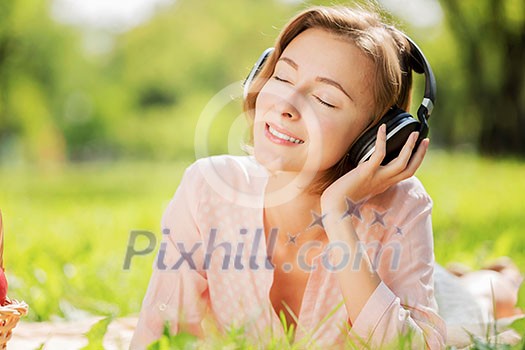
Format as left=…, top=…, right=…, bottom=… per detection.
left=403, top=35, right=436, bottom=121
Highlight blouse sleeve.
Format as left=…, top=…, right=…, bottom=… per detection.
left=349, top=180, right=447, bottom=349
left=130, top=162, right=209, bottom=349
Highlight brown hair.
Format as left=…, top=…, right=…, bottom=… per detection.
left=243, top=5, right=414, bottom=195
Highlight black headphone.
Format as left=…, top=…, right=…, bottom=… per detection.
left=243, top=34, right=436, bottom=167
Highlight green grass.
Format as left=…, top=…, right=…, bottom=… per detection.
left=1, top=160, right=193, bottom=321
left=143, top=317, right=524, bottom=349
left=417, top=150, right=525, bottom=270
left=0, top=150, right=524, bottom=331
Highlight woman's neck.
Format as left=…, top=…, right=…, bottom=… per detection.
left=265, top=170, right=321, bottom=206
left=264, top=170, right=325, bottom=236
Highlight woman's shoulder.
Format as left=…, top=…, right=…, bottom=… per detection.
left=365, top=176, right=432, bottom=215
left=188, top=154, right=265, bottom=182
left=191, top=154, right=262, bottom=174
left=378, top=176, right=430, bottom=201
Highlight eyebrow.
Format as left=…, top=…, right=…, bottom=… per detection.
left=278, top=57, right=353, bottom=102
left=315, top=77, right=353, bottom=102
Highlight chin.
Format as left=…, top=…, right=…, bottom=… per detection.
left=254, top=149, right=288, bottom=172
left=253, top=147, right=300, bottom=173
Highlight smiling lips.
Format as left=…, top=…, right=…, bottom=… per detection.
left=265, top=123, right=305, bottom=145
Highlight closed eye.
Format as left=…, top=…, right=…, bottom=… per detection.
left=273, top=75, right=291, bottom=84
left=315, top=96, right=336, bottom=108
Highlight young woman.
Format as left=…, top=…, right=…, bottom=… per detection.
left=131, top=5, right=446, bottom=349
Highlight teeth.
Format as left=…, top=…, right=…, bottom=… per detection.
left=268, top=125, right=304, bottom=144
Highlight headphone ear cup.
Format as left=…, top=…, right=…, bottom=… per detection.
left=347, top=108, right=420, bottom=167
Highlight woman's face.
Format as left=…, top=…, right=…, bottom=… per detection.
left=253, top=28, right=376, bottom=174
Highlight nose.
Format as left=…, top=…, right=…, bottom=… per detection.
left=276, top=93, right=301, bottom=121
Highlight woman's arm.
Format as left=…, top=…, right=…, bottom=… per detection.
left=130, top=162, right=209, bottom=349
left=322, top=189, right=445, bottom=349
left=320, top=125, right=445, bottom=348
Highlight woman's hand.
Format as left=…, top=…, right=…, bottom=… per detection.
left=320, top=124, right=429, bottom=212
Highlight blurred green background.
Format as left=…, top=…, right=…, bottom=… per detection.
left=0, top=0, right=524, bottom=322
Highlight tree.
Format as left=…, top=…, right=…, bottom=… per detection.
left=439, top=0, right=525, bottom=156
left=0, top=0, right=73, bottom=165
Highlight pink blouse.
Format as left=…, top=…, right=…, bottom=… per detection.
left=130, top=155, right=446, bottom=349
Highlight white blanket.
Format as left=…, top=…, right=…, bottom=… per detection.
left=434, top=264, right=522, bottom=348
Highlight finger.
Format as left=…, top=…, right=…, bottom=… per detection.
left=369, top=124, right=387, bottom=167
left=392, top=138, right=429, bottom=182
left=384, top=131, right=419, bottom=175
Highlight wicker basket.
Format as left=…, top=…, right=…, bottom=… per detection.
left=0, top=211, right=28, bottom=349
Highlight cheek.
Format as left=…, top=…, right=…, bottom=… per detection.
left=253, top=98, right=271, bottom=129
left=252, top=93, right=274, bottom=144
left=254, top=83, right=278, bottom=116
left=322, top=123, right=350, bottom=155
left=253, top=94, right=270, bottom=136
left=254, top=80, right=298, bottom=120
left=316, top=118, right=359, bottom=162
